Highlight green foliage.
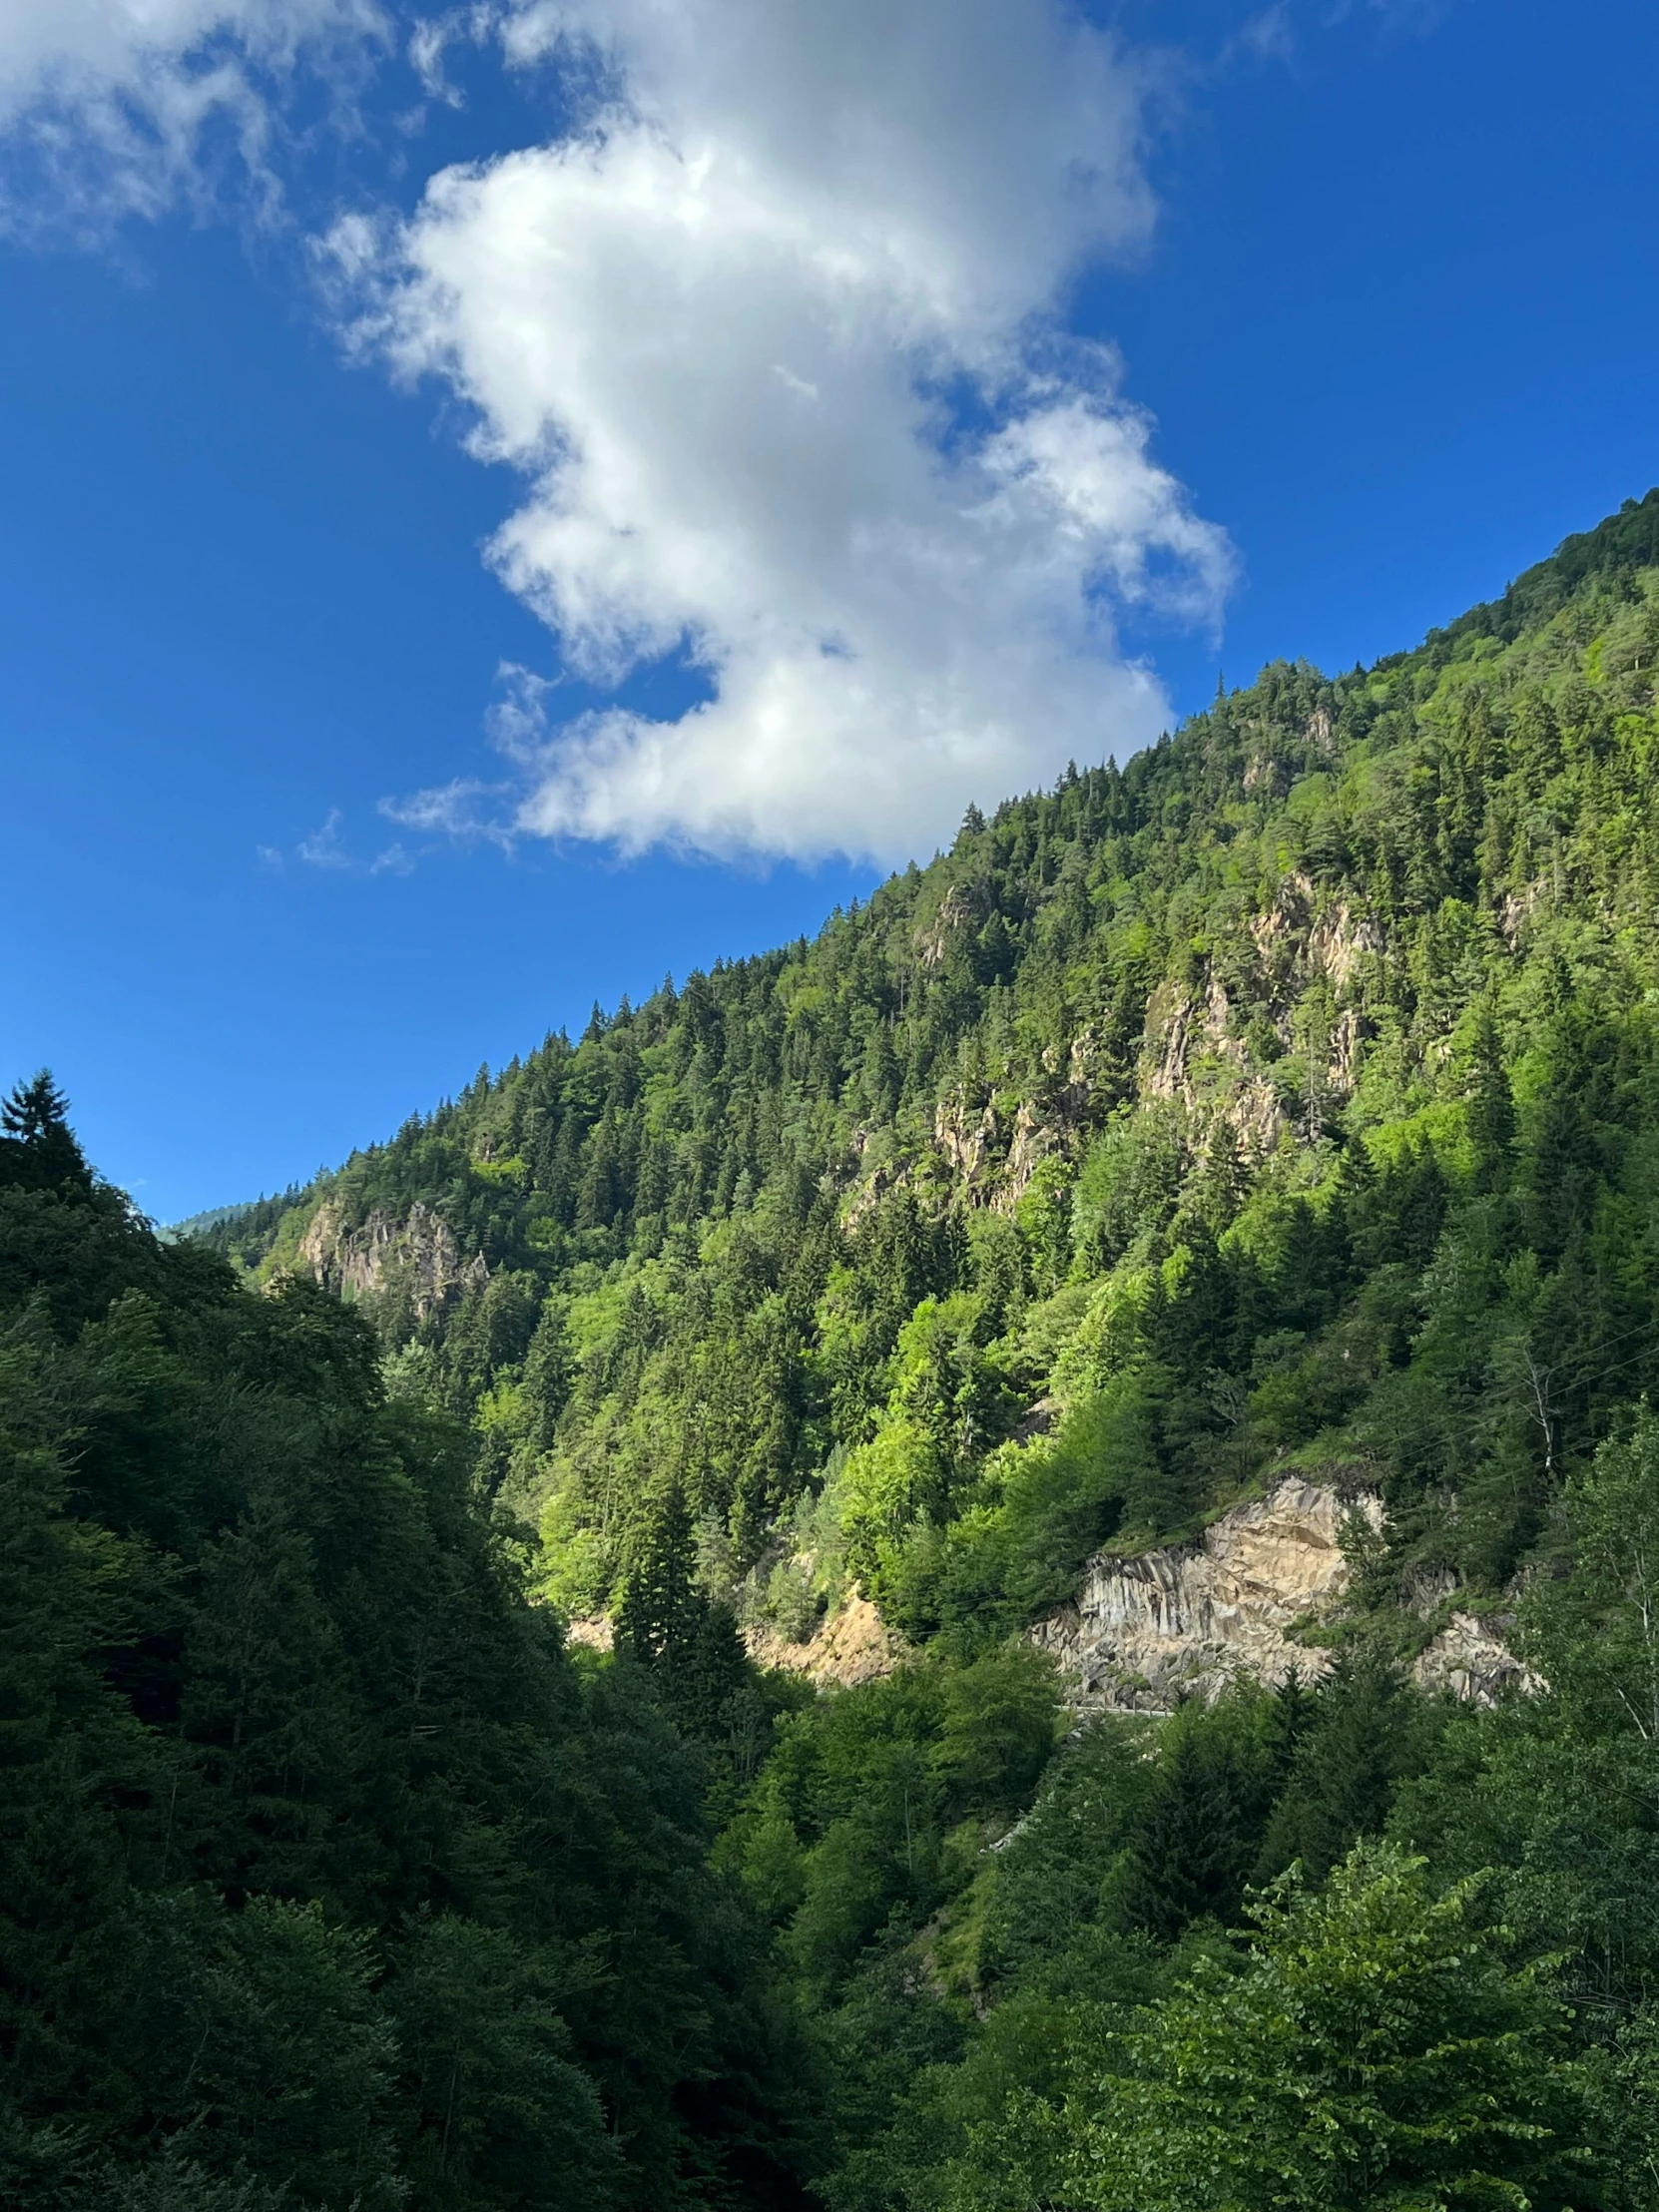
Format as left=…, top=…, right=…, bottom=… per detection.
left=119, top=486, right=1659, bottom=2208
left=0, top=1070, right=91, bottom=1194
left=725, top=1646, right=1060, bottom=1997
left=1391, top=1407, right=1659, bottom=2013
left=1071, top=1845, right=1597, bottom=2212
left=196, top=496, right=1659, bottom=1633
left=0, top=1091, right=815, bottom=2210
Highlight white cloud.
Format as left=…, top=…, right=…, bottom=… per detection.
left=0, top=0, right=384, bottom=233
left=378, top=775, right=516, bottom=846
left=341, top=0, right=1232, bottom=864
left=406, top=7, right=499, bottom=105
left=277, top=807, right=422, bottom=873
left=296, top=806, right=352, bottom=866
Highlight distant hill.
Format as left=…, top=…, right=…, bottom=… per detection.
left=158, top=1199, right=258, bottom=1243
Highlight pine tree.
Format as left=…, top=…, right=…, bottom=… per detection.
left=1255, top=1653, right=1414, bottom=1885
left=1118, top=1722, right=1253, bottom=1940
left=0, top=1070, right=92, bottom=1193
left=1467, top=998, right=1516, bottom=1193
left=615, top=1483, right=751, bottom=1740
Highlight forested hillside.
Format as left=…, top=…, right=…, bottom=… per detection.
left=216, top=487, right=1659, bottom=1639
left=13, top=489, right=1659, bottom=2206
left=0, top=1075, right=819, bottom=2209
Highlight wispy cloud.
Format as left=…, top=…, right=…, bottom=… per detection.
left=0, top=0, right=387, bottom=238
left=406, top=7, right=499, bottom=106
left=1220, top=5, right=1297, bottom=68
left=378, top=775, right=516, bottom=847
left=261, top=808, right=415, bottom=875
left=296, top=807, right=352, bottom=867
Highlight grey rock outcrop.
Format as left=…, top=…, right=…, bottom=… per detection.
left=1411, top=1610, right=1539, bottom=1703
left=298, top=1198, right=485, bottom=1320
left=1032, top=1477, right=1537, bottom=1712
left=1031, top=1478, right=1382, bottom=1713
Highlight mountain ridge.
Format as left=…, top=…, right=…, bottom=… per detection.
left=199, top=484, right=1659, bottom=1642
left=13, top=486, right=1659, bottom=2209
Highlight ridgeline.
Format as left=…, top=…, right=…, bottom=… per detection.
left=9, top=489, right=1659, bottom=2207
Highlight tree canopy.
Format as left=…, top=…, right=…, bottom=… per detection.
left=16, top=489, right=1659, bottom=2205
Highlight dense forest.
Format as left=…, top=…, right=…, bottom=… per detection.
left=11, top=489, right=1659, bottom=2204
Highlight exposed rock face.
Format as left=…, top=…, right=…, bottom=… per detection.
left=563, top=1614, right=615, bottom=1655
left=1144, top=981, right=1199, bottom=1104
left=1499, top=876, right=1549, bottom=947
left=927, top=863, right=1390, bottom=1212
left=1412, top=1611, right=1540, bottom=1704
left=1031, top=1478, right=1383, bottom=1713
left=842, top=1152, right=907, bottom=1228
left=570, top=1509, right=1533, bottom=1713
left=915, top=881, right=987, bottom=968
left=933, top=1094, right=1005, bottom=1186
left=561, top=1591, right=906, bottom=1692
left=1138, top=874, right=1384, bottom=1160
left=1033, top=1480, right=1539, bottom=1712
left=931, top=1031, right=1103, bottom=1208
left=746, top=1592, right=907, bottom=1690
left=297, top=1198, right=485, bottom=1320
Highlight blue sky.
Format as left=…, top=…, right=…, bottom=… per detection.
left=1, top=0, right=1655, bottom=1220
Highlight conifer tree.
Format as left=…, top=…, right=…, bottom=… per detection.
left=1255, top=1653, right=1415, bottom=1885
left=1117, top=1721, right=1253, bottom=1940
left=0, top=1070, right=91, bottom=1192
left=615, top=1481, right=749, bottom=1738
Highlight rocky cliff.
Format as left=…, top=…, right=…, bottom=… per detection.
left=297, top=1198, right=486, bottom=1319
left=1029, top=1477, right=1530, bottom=1712
left=1030, top=1478, right=1378, bottom=1712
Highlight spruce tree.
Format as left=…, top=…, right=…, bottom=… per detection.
left=1118, top=1721, right=1253, bottom=1940
left=1255, top=1653, right=1414, bottom=1885
left=0, top=1070, right=92, bottom=1193
left=615, top=1481, right=749, bottom=1737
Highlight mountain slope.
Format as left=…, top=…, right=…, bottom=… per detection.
left=18, top=487, right=1659, bottom=2210
left=0, top=1077, right=818, bottom=2212
left=206, top=488, right=1659, bottom=1652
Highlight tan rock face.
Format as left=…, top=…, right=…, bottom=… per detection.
left=563, top=1614, right=615, bottom=1655
left=1030, top=1478, right=1383, bottom=1713
left=745, top=1592, right=907, bottom=1690
left=1307, top=900, right=1384, bottom=995
left=297, top=1198, right=485, bottom=1319
left=933, top=1094, right=1004, bottom=1186
left=556, top=1596, right=903, bottom=1690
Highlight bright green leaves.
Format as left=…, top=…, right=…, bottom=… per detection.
left=839, top=1294, right=1017, bottom=1624
left=1070, top=1847, right=1592, bottom=2212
